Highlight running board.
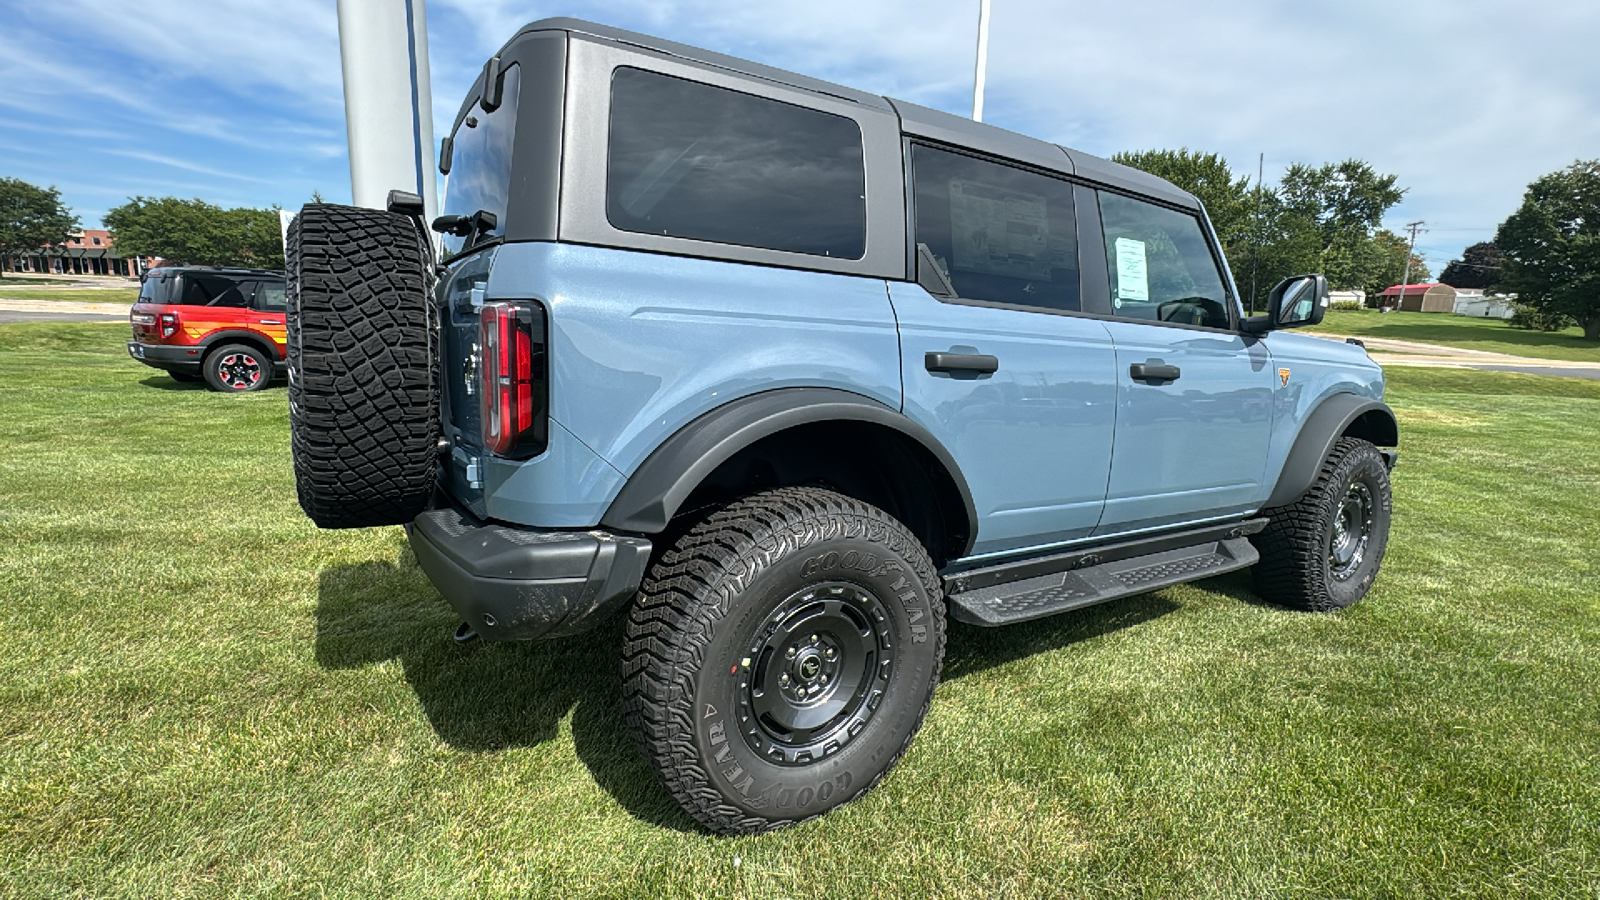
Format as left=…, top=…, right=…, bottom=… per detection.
left=944, top=522, right=1265, bottom=628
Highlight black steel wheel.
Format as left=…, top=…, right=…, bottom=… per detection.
left=1252, top=436, right=1393, bottom=611
left=623, top=487, right=946, bottom=835
left=202, top=343, right=272, bottom=393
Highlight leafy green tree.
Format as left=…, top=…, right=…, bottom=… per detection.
left=104, top=197, right=285, bottom=269
left=1440, top=241, right=1503, bottom=289
left=1349, top=229, right=1429, bottom=299
left=1277, top=160, right=1405, bottom=290
left=1111, top=149, right=1255, bottom=254
left=1496, top=160, right=1600, bottom=340
left=0, top=177, right=79, bottom=276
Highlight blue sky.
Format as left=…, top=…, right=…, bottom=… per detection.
left=3, top=0, right=1597, bottom=276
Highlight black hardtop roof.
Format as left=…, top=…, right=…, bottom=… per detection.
left=146, top=266, right=285, bottom=278
left=510, top=17, right=1198, bottom=209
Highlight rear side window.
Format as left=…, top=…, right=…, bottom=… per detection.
left=181, top=274, right=250, bottom=308
left=440, top=64, right=521, bottom=258
left=910, top=144, right=1079, bottom=312
left=1098, top=192, right=1231, bottom=328
left=605, top=67, right=867, bottom=259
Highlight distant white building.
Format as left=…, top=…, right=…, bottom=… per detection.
left=1452, top=290, right=1515, bottom=320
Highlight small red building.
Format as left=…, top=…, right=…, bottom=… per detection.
left=1378, top=283, right=1456, bottom=313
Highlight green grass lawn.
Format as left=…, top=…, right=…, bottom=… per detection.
left=1306, top=308, right=1600, bottom=362
left=0, top=287, right=139, bottom=304
left=4, top=323, right=1599, bottom=897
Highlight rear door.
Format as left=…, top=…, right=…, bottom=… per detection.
left=893, top=143, right=1117, bottom=559
left=1088, top=190, right=1275, bottom=535
left=246, top=280, right=288, bottom=357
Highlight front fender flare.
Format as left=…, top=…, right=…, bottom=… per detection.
left=599, top=387, right=977, bottom=555
left=1265, top=393, right=1398, bottom=508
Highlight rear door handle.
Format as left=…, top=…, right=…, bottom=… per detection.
left=925, top=352, right=999, bottom=374
left=259, top=319, right=283, bottom=325
left=1129, top=363, right=1181, bottom=384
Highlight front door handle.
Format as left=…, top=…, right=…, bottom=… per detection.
left=926, top=351, right=999, bottom=374
left=1129, top=363, right=1181, bottom=384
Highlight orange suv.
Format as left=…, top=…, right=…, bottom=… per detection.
left=127, top=267, right=287, bottom=392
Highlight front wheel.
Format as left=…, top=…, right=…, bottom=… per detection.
left=622, top=487, right=946, bottom=835
left=202, top=344, right=273, bottom=393
left=1252, top=437, right=1393, bottom=611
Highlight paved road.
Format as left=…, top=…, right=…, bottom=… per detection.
left=0, top=310, right=125, bottom=323
left=1315, top=333, right=1600, bottom=381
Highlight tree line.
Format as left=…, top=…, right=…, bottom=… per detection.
left=1111, top=150, right=1426, bottom=311
left=0, top=178, right=284, bottom=275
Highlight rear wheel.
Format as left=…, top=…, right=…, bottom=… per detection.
left=286, top=203, right=437, bottom=529
left=622, top=487, right=946, bottom=835
left=202, top=344, right=272, bottom=393
left=1252, top=437, right=1393, bottom=611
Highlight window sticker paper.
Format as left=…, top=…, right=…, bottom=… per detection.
left=1114, top=237, right=1149, bottom=307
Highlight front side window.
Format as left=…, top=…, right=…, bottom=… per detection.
left=252, top=282, right=287, bottom=311
left=1098, top=192, right=1231, bottom=328
left=910, top=144, right=1079, bottom=312
left=606, top=67, right=867, bottom=259
left=440, top=64, right=522, bottom=259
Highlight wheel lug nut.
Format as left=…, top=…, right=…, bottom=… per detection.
left=786, top=647, right=796, bottom=659
left=780, top=673, right=790, bottom=685
left=825, top=647, right=836, bottom=660
left=809, top=634, right=818, bottom=644
left=820, top=674, right=829, bottom=684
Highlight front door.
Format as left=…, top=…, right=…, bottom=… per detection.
left=1088, top=190, right=1275, bottom=535
left=893, top=144, right=1118, bottom=559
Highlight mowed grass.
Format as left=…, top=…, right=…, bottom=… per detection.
left=3, top=322, right=1599, bottom=898
left=1307, top=308, right=1600, bottom=362
left=0, top=287, right=139, bottom=304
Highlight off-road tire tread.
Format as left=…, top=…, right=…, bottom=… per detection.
left=1252, top=436, right=1390, bottom=611
left=621, top=486, right=946, bottom=835
left=286, top=203, right=437, bottom=529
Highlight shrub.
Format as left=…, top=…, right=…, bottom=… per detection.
left=1508, top=303, right=1574, bottom=332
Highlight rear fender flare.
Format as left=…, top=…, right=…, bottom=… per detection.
left=1265, top=393, right=1398, bottom=508
left=599, top=388, right=977, bottom=556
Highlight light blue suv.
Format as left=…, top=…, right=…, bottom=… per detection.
left=285, top=18, right=1398, bottom=835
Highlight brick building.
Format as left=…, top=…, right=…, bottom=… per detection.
left=2, top=229, right=149, bottom=277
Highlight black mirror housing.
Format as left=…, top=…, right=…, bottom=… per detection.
left=1259, top=274, right=1330, bottom=331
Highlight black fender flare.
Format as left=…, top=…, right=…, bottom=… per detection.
left=198, top=329, right=284, bottom=363
left=599, top=387, right=978, bottom=556
left=1264, top=393, right=1398, bottom=508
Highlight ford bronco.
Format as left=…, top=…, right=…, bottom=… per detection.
left=128, top=265, right=288, bottom=391
left=285, top=18, right=1397, bottom=835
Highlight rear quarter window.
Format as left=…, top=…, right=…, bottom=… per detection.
left=604, top=67, right=867, bottom=259
left=440, top=64, right=522, bottom=258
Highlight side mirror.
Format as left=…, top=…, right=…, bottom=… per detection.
left=1243, top=274, right=1329, bottom=333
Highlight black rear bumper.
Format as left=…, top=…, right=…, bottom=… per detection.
left=128, top=341, right=203, bottom=374
left=408, top=504, right=652, bottom=642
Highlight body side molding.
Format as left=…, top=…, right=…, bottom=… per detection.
left=1265, top=393, right=1398, bottom=508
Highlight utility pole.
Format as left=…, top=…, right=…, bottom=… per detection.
left=1395, top=220, right=1425, bottom=309
left=336, top=0, right=437, bottom=221
left=972, top=0, right=992, bottom=121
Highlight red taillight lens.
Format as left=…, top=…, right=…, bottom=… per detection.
left=479, top=301, right=547, bottom=458
left=159, top=312, right=178, bottom=338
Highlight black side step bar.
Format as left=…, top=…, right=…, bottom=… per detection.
left=944, top=519, right=1266, bottom=628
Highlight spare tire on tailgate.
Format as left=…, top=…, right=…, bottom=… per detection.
left=286, top=203, right=438, bottom=529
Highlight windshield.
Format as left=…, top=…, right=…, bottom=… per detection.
left=440, top=63, right=521, bottom=258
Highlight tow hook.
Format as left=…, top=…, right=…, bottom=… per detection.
left=454, top=621, right=479, bottom=644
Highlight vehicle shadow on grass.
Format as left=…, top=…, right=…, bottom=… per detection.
left=313, top=548, right=1245, bottom=832
left=312, top=551, right=702, bottom=832
left=138, top=375, right=207, bottom=391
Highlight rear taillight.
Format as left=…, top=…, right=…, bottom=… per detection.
left=479, top=301, right=548, bottom=458
left=159, top=312, right=178, bottom=338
